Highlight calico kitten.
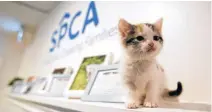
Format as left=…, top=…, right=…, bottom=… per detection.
left=118, top=18, right=183, bottom=108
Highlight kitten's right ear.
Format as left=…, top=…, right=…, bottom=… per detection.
left=118, top=19, right=132, bottom=38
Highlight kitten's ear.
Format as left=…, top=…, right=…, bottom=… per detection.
left=154, top=18, right=163, bottom=33
left=118, top=19, right=133, bottom=38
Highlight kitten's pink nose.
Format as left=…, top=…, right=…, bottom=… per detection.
left=148, top=42, right=154, bottom=47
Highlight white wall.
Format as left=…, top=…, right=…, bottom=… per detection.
left=0, top=32, right=24, bottom=90
left=18, top=1, right=211, bottom=103
left=0, top=31, right=26, bottom=112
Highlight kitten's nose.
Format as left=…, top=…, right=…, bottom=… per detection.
left=148, top=42, right=154, bottom=47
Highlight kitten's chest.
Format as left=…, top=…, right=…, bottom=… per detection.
left=130, top=61, right=156, bottom=73
left=123, top=61, right=158, bottom=79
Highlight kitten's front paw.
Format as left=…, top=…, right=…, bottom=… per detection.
left=126, top=102, right=141, bottom=109
left=143, top=101, right=158, bottom=108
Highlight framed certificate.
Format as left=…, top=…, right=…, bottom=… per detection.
left=52, top=68, right=66, bottom=74
left=45, top=74, right=71, bottom=97
left=81, top=64, right=126, bottom=103
left=52, top=67, right=73, bottom=75
left=11, top=81, right=29, bottom=94
left=63, top=52, right=114, bottom=98
left=29, top=76, right=51, bottom=95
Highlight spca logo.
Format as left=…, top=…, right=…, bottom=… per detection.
left=50, top=1, right=99, bottom=52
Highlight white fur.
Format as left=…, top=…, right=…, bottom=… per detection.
left=120, top=54, right=167, bottom=108
left=118, top=20, right=168, bottom=108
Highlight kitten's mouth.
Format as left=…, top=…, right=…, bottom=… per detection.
left=147, top=47, right=156, bottom=52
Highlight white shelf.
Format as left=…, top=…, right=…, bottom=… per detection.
left=8, top=98, right=46, bottom=112
left=8, top=94, right=211, bottom=112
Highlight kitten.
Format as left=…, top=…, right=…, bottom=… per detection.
left=118, top=18, right=183, bottom=108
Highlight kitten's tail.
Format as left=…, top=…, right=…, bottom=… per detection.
left=160, top=82, right=183, bottom=107
left=163, top=82, right=183, bottom=99
left=168, top=82, right=183, bottom=97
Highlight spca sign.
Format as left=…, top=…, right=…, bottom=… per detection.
left=50, top=1, right=99, bottom=52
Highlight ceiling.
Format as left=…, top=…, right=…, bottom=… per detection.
left=0, top=1, right=60, bottom=33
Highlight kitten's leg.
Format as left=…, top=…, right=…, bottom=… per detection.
left=126, top=89, right=143, bottom=109
left=125, top=80, right=148, bottom=109
left=144, top=81, right=159, bottom=108
left=124, top=81, right=142, bottom=109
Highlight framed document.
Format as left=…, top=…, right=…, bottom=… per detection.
left=63, top=52, right=114, bottom=98
left=45, top=74, right=71, bottom=97
left=11, top=81, right=29, bottom=94
left=52, top=67, right=73, bottom=75
left=29, top=76, right=51, bottom=95
left=81, top=64, right=126, bottom=103
left=52, top=68, right=66, bottom=74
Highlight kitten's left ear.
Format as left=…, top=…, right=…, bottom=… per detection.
left=154, top=18, right=163, bottom=33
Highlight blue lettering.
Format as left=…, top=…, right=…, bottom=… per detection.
left=58, top=13, right=70, bottom=47
left=49, top=1, right=99, bottom=53
left=69, top=11, right=81, bottom=40
left=82, top=1, right=99, bottom=34
left=49, top=30, right=58, bottom=52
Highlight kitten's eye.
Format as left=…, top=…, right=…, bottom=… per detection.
left=126, top=38, right=135, bottom=44
left=136, top=36, right=144, bottom=41
left=153, top=36, right=161, bottom=41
